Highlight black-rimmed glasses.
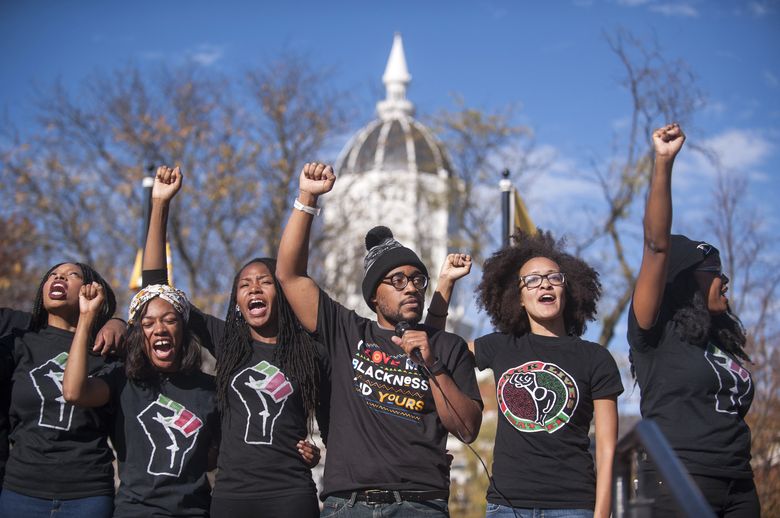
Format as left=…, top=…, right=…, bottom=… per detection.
left=381, top=272, right=429, bottom=291
left=518, top=272, right=565, bottom=289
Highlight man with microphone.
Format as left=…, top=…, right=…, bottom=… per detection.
left=277, top=162, right=482, bottom=516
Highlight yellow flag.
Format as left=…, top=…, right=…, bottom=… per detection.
left=166, top=242, right=174, bottom=286
left=128, top=249, right=143, bottom=290
left=512, top=188, right=536, bottom=236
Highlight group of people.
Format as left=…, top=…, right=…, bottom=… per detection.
left=0, top=123, right=758, bottom=518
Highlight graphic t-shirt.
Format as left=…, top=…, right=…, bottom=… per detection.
left=316, top=290, right=482, bottom=498
left=627, top=302, right=754, bottom=478
left=98, top=364, right=219, bottom=517
left=0, top=326, right=115, bottom=498
left=213, top=340, right=319, bottom=499
left=475, top=332, right=623, bottom=509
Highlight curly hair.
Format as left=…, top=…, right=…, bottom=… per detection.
left=123, top=299, right=202, bottom=385
left=30, top=262, right=117, bottom=341
left=666, top=270, right=749, bottom=362
left=477, top=230, right=601, bottom=336
left=216, top=258, right=321, bottom=432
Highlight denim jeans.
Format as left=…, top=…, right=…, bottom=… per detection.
left=485, top=503, right=593, bottom=518
left=0, top=488, right=113, bottom=518
left=321, top=495, right=449, bottom=517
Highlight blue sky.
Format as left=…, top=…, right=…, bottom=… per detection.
left=3, top=1, right=779, bottom=412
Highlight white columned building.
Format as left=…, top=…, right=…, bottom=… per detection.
left=320, top=34, right=468, bottom=335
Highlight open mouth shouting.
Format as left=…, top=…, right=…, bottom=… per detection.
left=49, top=281, right=69, bottom=300
left=151, top=338, right=176, bottom=362
left=538, top=293, right=556, bottom=305
left=247, top=298, right=268, bottom=318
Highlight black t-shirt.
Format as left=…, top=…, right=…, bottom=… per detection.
left=0, top=308, right=31, bottom=482
left=1, top=326, right=115, bottom=499
left=315, top=290, right=482, bottom=498
left=213, top=340, right=318, bottom=499
left=627, top=302, right=754, bottom=478
left=475, top=332, right=623, bottom=509
left=98, top=363, right=218, bottom=517
left=0, top=308, right=30, bottom=339
left=183, top=299, right=330, bottom=500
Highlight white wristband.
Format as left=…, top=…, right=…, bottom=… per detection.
left=294, top=198, right=321, bottom=216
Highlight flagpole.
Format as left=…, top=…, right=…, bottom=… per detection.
left=142, top=169, right=155, bottom=256
left=500, top=169, right=512, bottom=249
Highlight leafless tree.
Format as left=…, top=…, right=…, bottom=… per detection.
left=0, top=57, right=350, bottom=315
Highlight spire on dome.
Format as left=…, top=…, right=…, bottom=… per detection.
left=377, top=33, right=414, bottom=120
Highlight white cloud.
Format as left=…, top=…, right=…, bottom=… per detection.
left=189, top=44, right=225, bottom=66
left=617, top=0, right=650, bottom=6
left=675, top=128, right=774, bottom=187
left=764, top=70, right=779, bottom=88
left=749, top=1, right=773, bottom=16
left=649, top=3, right=699, bottom=17
left=703, top=129, right=774, bottom=171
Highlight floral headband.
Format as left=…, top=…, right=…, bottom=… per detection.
left=128, top=284, right=190, bottom=324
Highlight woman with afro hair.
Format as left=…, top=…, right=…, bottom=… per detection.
left=143, top=166, right=327, bottom=518
left=629, top=124, right=759, bottom=516
left=430, top=231, right=623, bottom=518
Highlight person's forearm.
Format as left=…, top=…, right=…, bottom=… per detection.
left=424, top=276, right=455, bottom=330
left=277, top=191, right=317, bottom=281
left=593, top=397, right=618, bottom=518
left=644, top=155, right=674, bottom=252
left=594, top=443, right=615, bottom=518
left=144, top=198, right=169, bottom=271
left=429, top=373, right=481, bottom=443
left=62, top=313, right=96, bottom=403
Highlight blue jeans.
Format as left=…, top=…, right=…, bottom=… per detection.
left=321, top=495, right=449, bottom=517
left=485, top=503, right=593, bottom=518
left=0, top=488, right=113, bottom=518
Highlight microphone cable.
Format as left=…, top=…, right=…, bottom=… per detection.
left=395, top=321, right=520, bottom=518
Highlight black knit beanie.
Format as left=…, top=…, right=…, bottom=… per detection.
left=361, top=226, right=428, bottom=310
left=666, top=234, right=721, bottom=282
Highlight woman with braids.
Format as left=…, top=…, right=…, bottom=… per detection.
left=629, top=124, right=759, bottom=516
left=431, top=233, right=623, bottom=518
left=62, top=281, right=219, bottom=517
left=0, top=262, right=120, bottom=517
left=146, top=166, right=325, bottom=518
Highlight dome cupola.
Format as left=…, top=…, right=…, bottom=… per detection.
left=336, top=33, right=451, bottom=178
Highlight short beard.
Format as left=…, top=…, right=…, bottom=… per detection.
left=374, top=299, right=422, bottom=327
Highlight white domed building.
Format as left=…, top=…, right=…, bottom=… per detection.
left=320, top=34, right=469, bottom=335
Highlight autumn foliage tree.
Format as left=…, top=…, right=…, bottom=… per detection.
left=1, top=56, right=349, bottom=313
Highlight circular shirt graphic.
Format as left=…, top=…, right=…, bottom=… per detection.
left=496, top=360, right=579, bottom=433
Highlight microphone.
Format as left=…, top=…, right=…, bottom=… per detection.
left=394, top=321, right=426, bottom=367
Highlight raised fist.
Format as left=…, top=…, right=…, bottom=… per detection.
left=653, top=123, right=685, bottom=159
left=439, top=253, right=472, bottom=282
left=152, top=165, right=183, bottom=202
left=299, top=162, right=336, bottom=197
left=79, top=282, right=105, bottom=316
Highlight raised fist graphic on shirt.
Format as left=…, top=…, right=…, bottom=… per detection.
left=231, top=360, right=293, bottom=445
left=30, top=353, right=74, bottom=430
left=705, top=344, right=752, bottom=415
left=136, top=395, right=203, bottom=477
